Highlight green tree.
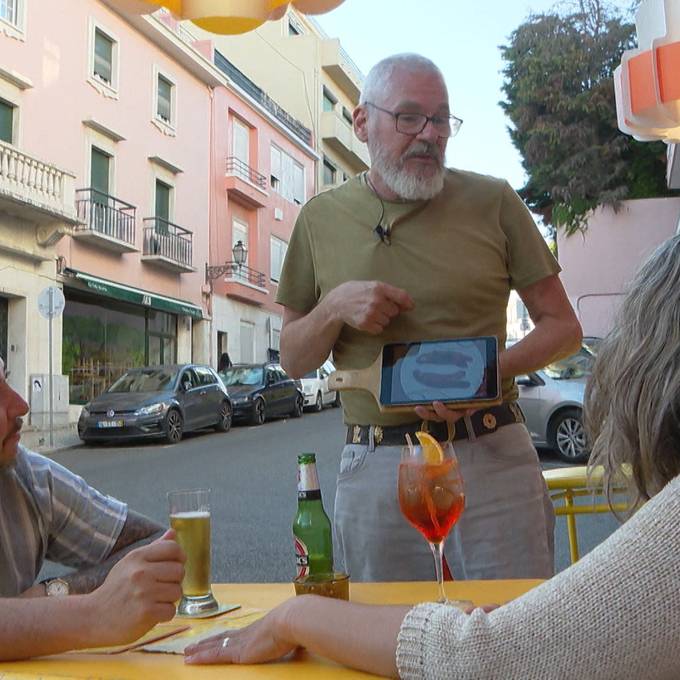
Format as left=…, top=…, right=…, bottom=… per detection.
left=500, top=0, right=674, bottom=235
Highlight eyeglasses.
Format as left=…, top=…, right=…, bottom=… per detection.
left=365, top=102, right=463, bottom=138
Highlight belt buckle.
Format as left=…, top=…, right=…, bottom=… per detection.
left=483, top=413, right=497, bottom=430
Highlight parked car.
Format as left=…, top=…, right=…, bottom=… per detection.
left=219, top=363, right=303, bottom=425
left=78, top=364, right=232, bottom=445
left=300, top=359, right=340, bottom=411
left=515, top=346, right=595, bottom=463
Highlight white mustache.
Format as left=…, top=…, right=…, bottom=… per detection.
left=402, top=143, right=442, bottom=162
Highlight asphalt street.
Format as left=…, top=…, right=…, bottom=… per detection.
left=44, top=407, right=620, bottom=583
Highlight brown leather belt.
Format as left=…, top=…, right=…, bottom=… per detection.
left=346, top=402, right=525, bottom=447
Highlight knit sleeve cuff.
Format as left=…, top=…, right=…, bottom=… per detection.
left=396, top=603, right=441, bottom=679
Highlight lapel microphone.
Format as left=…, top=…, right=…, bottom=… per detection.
left=366, top=173, right=390, bottom=245
left=374, top=224, right=391, bottom=245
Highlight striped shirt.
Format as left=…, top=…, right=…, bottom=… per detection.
left=0, top=446, right=127, bottom=596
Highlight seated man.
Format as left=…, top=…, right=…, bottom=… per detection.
left=0, top=356, right=185, bottom=660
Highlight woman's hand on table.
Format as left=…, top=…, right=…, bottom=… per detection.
left=184, top=599, right=298, bottom=665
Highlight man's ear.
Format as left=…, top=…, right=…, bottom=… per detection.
left=353, top=105, right=369, bottom=143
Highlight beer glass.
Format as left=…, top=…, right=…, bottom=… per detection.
left=168, top=488, right=218, bottom=616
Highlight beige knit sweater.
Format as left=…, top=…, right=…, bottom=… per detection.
left=396, top=475, right=680, bottom=680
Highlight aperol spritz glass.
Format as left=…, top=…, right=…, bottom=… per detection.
left=398, top=433, right=467, bottom=605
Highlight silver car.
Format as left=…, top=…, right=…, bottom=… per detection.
left=515, top=347, right=594, bottom=463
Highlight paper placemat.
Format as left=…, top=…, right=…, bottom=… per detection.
left=143, top=608, right=266, bottom=655
left=72, top=622, right=191, bottom=655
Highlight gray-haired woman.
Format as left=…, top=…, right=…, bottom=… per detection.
left=186, top=235, right=680, bottom=680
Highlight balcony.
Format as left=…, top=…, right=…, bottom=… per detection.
left=0, top=140, right=78, bottom=229
left=320, top=39, right=363, bottom=102
left=321, top=111, right=370, bottom=170
left=211, top=262, right=269, bottom=306
left=74, top=189, right=137, bottom=253
left=225, top=157, right=268, bottom=208
left=141, top=217, right=195, bottom=273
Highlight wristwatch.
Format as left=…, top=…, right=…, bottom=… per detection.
left=43, top=578, right=70, bottom=596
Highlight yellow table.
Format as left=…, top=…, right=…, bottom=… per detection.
left=0, top=580, right=542, bottom=679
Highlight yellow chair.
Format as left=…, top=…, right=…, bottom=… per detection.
left=543, top=466, right=630, bottom=564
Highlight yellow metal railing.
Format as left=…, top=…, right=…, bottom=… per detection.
left=543, top=466, right=630, bottom=564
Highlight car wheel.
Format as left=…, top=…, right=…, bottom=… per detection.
left=333, top=390, right=341, bottom=408
left=164, top=409, right=184, bottom=444
left=314, top=392, right=323, bottom=413
left=250, top=398, right=266, bottom=426
left=292, top=392, right=304, bottom=418
left=214, top=400, right=232, bottom=432
left=549, top=408, right=588, bottom=463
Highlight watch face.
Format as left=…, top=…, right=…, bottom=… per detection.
left=46, top=579, right=69, bottom=596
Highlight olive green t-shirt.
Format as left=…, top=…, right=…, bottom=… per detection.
left=276, top=169, right=561, bottom=426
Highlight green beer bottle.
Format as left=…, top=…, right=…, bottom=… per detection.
left=293, top=453, right=334, bottom=578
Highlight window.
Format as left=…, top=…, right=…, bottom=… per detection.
left=323, top=157, right=336, bottom=186
left=342, top=107, right=353, bottom=125
left=270, top=236, right=288, bottom=283
left=270, top=145, right=281, bottom=191
left=90, top=147, right=111, bottom=194
left=322, top=87, right=337, bottom=112
left=157, top=74, right=173, bottom=124
left=195, top=366, right=217, bottom=386
left=271, top=143, right=305, bottom=204
left=0, top=0, right=17, bottom=26
left=293, top=162, right=305, bottom=205
left=94, top=29, right=114, bottom=84
left=232, top=218, right=248, bottom=261
left=155, top=179, right=171, bottom=220
left=232, top=117, right=250, bottom=166
left=0, top=99, right=14, bottom=144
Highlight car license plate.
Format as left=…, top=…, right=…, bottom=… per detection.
left=97, top=420, right=124, bottom=428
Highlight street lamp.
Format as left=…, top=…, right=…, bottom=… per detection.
left=232, top=240, right=247, bottom=271
left=205, top=240, right=249, bottom=284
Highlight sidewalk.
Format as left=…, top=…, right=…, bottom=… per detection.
left=21, top=424, right=82, bottom=454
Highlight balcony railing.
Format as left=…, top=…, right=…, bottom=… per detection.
left=226, top=157, right=267, bottom=189
left=142, top=217, right=193, bottom=270
left=0, top=139, right=77, bottom=223
left=224, top=262, right=266, bottom=288
left=75, top=188, right=136, bottom=245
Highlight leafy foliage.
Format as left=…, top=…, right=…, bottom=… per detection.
left=500, top=1, right=674, bottom=234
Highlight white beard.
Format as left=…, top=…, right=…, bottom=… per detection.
left=370, top=143, right=445, bottom=201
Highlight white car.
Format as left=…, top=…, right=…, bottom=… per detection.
left=300, top=360, right=340, bottom=412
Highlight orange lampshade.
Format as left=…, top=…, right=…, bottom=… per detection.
left=112, top=0, right=345, bottom=34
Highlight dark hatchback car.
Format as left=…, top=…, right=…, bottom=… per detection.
left=219, top=363, right=303, bottom=425
left=78, top=364, right=232, bottom=445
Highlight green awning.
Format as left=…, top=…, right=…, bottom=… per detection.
left=65, top=269, right=203, bottom=319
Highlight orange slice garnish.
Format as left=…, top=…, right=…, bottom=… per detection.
left=415, top=431, right=444, bottom=464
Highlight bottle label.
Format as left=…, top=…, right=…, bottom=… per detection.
left=297, top=489, right=321, bottom=501
left=297, top=463, right=320, bottom=493
left=294, top=535, right=309, bottom=578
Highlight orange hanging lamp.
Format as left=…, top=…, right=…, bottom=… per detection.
left=111, top=0, right=346, bottom=34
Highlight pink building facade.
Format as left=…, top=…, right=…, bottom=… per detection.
left=0, top=1, right=316, bottom=430
left=557, top=197, right=680, bottom=338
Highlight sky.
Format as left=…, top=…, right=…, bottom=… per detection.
left=315, top=0, right=634, bottom=192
